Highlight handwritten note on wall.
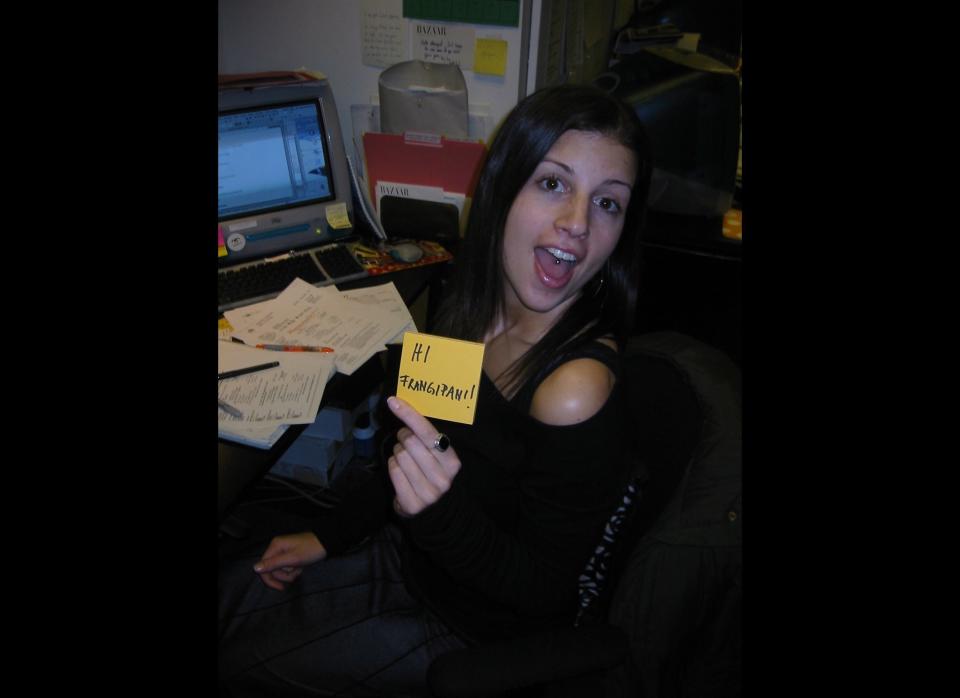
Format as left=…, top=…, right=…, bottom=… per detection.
left=397, top=332, right=485, bottom=425
left=359, top=1, right=511, bottom=77
left=361, top=0, right=408, bottom=68
left=412, top=22, right=475, bottom=69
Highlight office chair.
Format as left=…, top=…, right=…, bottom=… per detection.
left=427, top=331, right=742, bottom=697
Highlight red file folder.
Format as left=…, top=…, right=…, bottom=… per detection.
left=362, top=132, right=487, bottom=211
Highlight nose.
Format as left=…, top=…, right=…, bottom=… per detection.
left=555, top=194, right=589, bottom=238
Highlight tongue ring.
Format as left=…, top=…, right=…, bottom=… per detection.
left=536, top=247, right=576, bottom=283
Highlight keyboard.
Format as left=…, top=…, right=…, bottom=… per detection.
left=218, top=244, right=368, bottom=312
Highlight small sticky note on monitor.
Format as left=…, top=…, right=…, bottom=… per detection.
left=397, top=332, right=485, bottom=425
left=325, top=202, right=352, bottom=230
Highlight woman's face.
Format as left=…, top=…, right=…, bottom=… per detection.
left=501, top=129, right=637, bottom=319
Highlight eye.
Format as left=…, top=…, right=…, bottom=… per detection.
left=537, top=176, right=566, bottom=193
left=594, top=196, right=622, bottom=214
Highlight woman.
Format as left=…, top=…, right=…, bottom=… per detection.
left=219, top=83, right=652, bottom=696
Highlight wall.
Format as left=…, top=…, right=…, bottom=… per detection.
left=218, top=0, right=538, bottom=157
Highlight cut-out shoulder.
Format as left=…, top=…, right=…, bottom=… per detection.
left=529, top=357, right=617, bottom=426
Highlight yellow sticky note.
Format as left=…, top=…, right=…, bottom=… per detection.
left=397, top=332, right=485, bottom=425
left=722, top=208, right=742, bottom=240
left=325, top=202, right=352, bottom=230
left=218, top=317, right=235, bottom=341
left=474, top=38, right=508, bottom=77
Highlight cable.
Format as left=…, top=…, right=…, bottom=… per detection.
left=266, top=474, right=341, bottom=508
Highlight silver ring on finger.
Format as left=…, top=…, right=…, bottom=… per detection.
left=433, top=433, right=451, bottom=453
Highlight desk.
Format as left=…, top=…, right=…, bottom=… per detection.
left=641, top=210, right=742, bottom=261
left=218, top=261, right=449, bottom=522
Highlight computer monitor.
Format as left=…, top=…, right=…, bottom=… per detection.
left=606, top=48, right=740, bottom=220
left=218, top=74, right=355, bottom=265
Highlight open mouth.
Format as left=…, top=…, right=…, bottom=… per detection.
left=534, top=246, right=579, bottom=287
left=545, top=247, right=578, bottom=264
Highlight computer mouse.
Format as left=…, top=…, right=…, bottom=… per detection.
left=388, top=242, right=424, bottom=264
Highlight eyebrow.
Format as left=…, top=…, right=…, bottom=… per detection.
left=539, top=158, right=633, bottom=190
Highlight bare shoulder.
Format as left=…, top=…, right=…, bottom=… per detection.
left=529, top=341, right=618, bottom=426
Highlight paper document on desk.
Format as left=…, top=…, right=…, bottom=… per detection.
left=340, top=282, right=417, bottom=344
left=224, top=278, right=412, bottom=375
left=219, top=421, right=289, bottom=450
left=218, top=341, right=334, bottom=448
left=223, top=284, right=340, bottom=347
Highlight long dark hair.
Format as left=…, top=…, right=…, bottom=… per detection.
left=433, top=84, right=652, bottom=395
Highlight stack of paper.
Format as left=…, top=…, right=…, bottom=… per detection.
left=223, top=279, right=416, bottom=376
left=218, top=340, right=335, bottom=449
left=219, top=279, right=417, bottom=448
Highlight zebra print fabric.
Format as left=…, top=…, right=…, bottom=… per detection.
left=575, top=478, right=641, bottom=626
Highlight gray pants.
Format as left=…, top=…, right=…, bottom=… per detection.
left=219, top=514, right=468, bottom=697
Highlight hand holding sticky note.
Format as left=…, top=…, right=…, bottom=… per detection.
left=396, top=332, right=485, bottom=425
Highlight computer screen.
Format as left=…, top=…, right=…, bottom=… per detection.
left=218, top=75, right=354, bottom=265
left=219, top=101, right=334, bottom=220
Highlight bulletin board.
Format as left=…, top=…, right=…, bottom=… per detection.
left=402, top=0, right=521, bottom=26
left=218, top=0, right=533, bottom=159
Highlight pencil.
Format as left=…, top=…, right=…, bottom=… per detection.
left=218, top=398, right=244, bottom=419
left=255, top=344, right=334, bottom=353
left=217, top=361, right=280, bottom=380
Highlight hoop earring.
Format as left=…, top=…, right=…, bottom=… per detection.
left=592, top=268, right=606, bottom=299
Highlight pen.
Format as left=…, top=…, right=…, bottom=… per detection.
left=255, top=344, right=334, bottom=353
left=218, top=398, right=244, bottom=419
left=217, top=361, right=280, bottom=380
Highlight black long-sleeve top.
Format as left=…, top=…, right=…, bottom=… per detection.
left=312, top=343, right=630, bottom=643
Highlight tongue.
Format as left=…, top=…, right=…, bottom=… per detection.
left=535, top=248, right=574, bottom=282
